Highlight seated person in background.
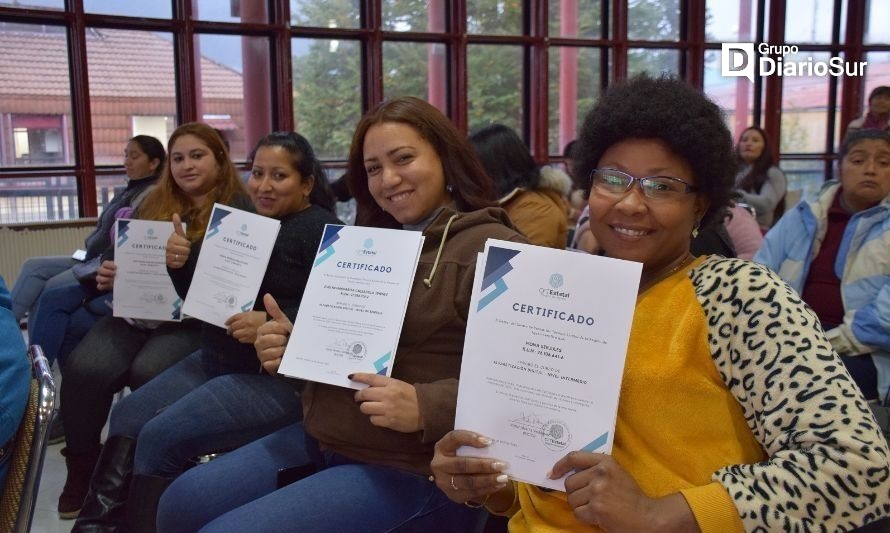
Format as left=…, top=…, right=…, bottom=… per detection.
left=735, top=126, right=786, bottom=230
left=11, top=136, right=164, bottom=323
left=756, top=129, right=890, bottom=403
left=73, top=130, right=340, bottom=532
left=563, top=139, right=586, bottom=225
left=431, top=75, right=890, bottom=532
left=471, top=124, right=570, bottom=248
left=722, top=202, right=763, bottom=259
left=690, top=201, right=763, bottom=260
left=155, top=96, right=525, bottom=533
left=846, top=86, right=890, bottom=138
left=23, top=136, right=166, bottom=368
left=0, top=275, right=30, bottom=490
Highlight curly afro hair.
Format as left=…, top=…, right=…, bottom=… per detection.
left=574, top=75, right=737, bottom=227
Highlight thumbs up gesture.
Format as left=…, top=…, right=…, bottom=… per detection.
left=166, top=213, right=191, bottom=269
left=254, top=293, right=293, bottom=374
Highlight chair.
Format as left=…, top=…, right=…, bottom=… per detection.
left=0, top=345, right=57, bottom=533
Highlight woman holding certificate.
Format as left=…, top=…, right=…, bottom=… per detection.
left=154, top=97, right=525, bottom=532
left=430, top=76, right=890, bottom=531
left=74, top=130, right=339, bottom=531
left=59, top=125, right=239, bottom=520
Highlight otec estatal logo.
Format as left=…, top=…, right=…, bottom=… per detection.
left=721, top=42, right=867, bottom=82
left=540, top=273, right=569, bottom=299
left=356, top=237, right=377, bottom=257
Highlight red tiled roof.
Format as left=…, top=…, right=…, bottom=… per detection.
left=0, top=28, right=242, bottom=99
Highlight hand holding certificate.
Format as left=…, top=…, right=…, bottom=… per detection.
left=113, top=219, right=185, bottom=321
left=455, top=240, right=641, bottom=491
left=278, top=225, right=424, bottom=389
left=181, top=204, right=281, bottom=328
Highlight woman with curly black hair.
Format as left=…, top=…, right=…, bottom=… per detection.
left=735, top=126, right=787, bottom=229
left=432, top=75, right=889, bottom=531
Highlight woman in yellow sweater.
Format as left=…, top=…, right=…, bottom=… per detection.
left=431, top=76, right=890, bottom=532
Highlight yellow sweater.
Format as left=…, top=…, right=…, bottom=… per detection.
left=508, top=257, right=766, bottom=532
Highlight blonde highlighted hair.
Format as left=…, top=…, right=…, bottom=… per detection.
left=137, top=123, right=248, bottom=240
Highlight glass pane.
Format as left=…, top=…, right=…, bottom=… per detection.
left=784, top=0, right=837, bottom=44
left=383, top=42, right=448, bottom=113
left=85, top=0, right=171, bottom=18
left=549, top=0, right=604, bottom=39
left=628, top=0, right=680, bottom=41
left=383, top=0, right=445, bottom=32
left=705, top=0, right=758, bottom=43
left=95, top=173, right=129, bottom=215
left=627, top=48, right=680, bottom=77
left=780, top=159, right=827, bottom=204
left=193, top=0, right=267, bottom=23
left=862, top=52, right=890, bottom=108
left=467, top=0, right=523, bottom=35
left=780, top=51, right=833, bottom=153
left=86, top=29, right=176, bottom=166
left=0, top=176, right=78, bottom=223
left=195, top=34, right=271, bottom=162
left=865, top=0, right=890, bottom=44
left=467, top=45, right=523, bottom=133
left=292, top=38, right=361, bottom=160
left=0, top=0, right=62, bottom=8
left=703, top=49, right=761, bottom=142
left=291, top=0, right=360, bottom=28
left=0, top=24, right=74, bottom=167
left=548, top=47, right=602, bottom=155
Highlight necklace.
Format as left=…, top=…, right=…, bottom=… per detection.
left=639, top=252, right=695, bottom=294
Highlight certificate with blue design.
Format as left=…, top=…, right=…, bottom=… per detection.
left=455, top=240, right=641, bottom=491
left=181, top=204, right=281, bottom=328
left=278, top=225, right=424, bottom=390
left=113, top=219, right=184, bottom=322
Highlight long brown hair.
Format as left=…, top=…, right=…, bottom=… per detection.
left=138, top=123, right=247, bottom=240
left=346, top=97, right=494, bottom=228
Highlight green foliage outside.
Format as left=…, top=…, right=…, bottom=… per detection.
left=292, top=0, right=685, bottom=160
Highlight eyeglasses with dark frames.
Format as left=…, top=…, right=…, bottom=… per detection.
left=590, top=168, right=696, bottom=200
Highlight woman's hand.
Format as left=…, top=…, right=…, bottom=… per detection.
left=166, top=213, right=191, bottom=269
left=350, top=373, right=426, bottom=433
left=549, top=452, right=696, bottom=532
left=95, top=260, right=117, bottom=291
left=225, top=310, right=267, bottom=344
left=254, top=294, right=292, bottom=374
left=430, top=430, right=512, bottom=508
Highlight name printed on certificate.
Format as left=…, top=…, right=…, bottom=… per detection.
left=278, top=224, right=424, bottom=390
left=181, top=203, right=281, bottom=328
left=456, top=240, right=642, bottom=491
left=113, top=219, right=185, bottom=322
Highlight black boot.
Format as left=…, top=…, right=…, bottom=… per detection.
left=72, top=436, right=137, bottom=533
left=126, top=474, right=172, bottom=533
left=58, top=446, right=101, bottom=519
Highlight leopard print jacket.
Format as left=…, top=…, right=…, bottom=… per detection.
left=691, top=256, right=890, bottom=531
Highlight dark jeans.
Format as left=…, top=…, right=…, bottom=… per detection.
left=61, top=316, right=202, bottom=455
left=157, top=423, right=486, bottom=533
left=107, top=349, right=303, bottom=478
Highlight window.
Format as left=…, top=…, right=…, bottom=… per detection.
left=0, top=1, right=882, bottom=224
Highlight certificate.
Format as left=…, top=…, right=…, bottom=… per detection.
left=455, top=240, right=642, bottom=491
left=112, top=219, right=184, bottom=322
left=278, top=225, right=424, bottom=390
left=181, top=204, right=281, bottom=328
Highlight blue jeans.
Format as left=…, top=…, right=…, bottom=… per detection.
left=107, top=349, right=302, bottom=477
left=157, top=423, right=486, bottom=533
left=10, top=255, right=73, bottom=321
left=27, top=275, right=110, bottom=366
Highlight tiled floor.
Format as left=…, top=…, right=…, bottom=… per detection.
left=31, top=442, right=73, bottom=533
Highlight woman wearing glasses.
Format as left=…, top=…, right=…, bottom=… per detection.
left=431, top=76, right=889, bottom=531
